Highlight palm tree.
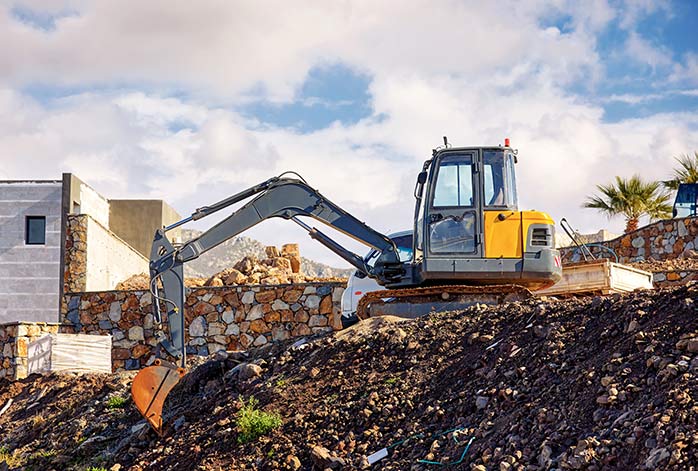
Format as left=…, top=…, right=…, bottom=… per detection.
left=663, top=151, right=698, bottom=190
left=583, top=175, right=672, bottom=233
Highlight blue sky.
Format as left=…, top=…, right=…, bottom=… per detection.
left=592, top=1, right=698, bottom=121
left=1, top=1, right=698, bottom=266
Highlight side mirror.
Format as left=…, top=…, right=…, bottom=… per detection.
left=417, top=171, right=427, bottom=184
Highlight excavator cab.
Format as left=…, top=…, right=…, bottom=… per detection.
left=411, top=143, right=559, bottom=289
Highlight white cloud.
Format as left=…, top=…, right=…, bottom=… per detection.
left=670, top=53, right=698, bottom=85
left=1, top=1, right=603, bottom=99
left=618, top=0, right=672, bottom=30
left=624, top=31, right=673, bottom=71
left=1, top=1, right=698, bottom=266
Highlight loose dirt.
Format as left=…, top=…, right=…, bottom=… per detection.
left=1, top=284, right=697, bottom=470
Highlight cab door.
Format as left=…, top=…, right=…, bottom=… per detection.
left=425, top=151, right=483, bottom=261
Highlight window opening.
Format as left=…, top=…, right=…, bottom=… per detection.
left=433, top=155, right=474, bottom=207
left=26, top=216, right=46, bottom=245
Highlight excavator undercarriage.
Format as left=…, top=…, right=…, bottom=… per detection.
left=356, top=284, right=533, bottom=320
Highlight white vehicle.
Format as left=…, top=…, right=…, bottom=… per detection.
left=340, top=230, right=413, bottom=327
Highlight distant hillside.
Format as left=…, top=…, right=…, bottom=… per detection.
left=179, top=229, right=355, bottom=279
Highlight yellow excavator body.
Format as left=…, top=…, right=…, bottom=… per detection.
left=131, top=140, right=562, bottom=434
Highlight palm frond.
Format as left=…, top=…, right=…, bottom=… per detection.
left=663, top=151, right=698, bottom=189
left=584, top=174, right=672, bottom=232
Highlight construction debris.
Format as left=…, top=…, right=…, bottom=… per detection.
left=115, top=244, right=346, bottom=290
left=1, top=284, right=697, bottom=469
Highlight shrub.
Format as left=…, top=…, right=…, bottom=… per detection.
left=235, top=397, right=282, bottom=444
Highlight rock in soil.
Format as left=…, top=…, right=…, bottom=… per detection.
left=1, top=285, right=698, bottom=470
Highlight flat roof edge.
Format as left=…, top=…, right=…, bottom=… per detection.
left=0, top=180, right=62, bottom=184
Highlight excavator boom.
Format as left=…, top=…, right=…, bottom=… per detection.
left=133, top=174, right=404, bottom=433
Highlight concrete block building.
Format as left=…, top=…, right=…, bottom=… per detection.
left=0, top=174, right=180, bottom=324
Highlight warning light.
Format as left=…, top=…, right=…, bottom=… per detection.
left=504, top=138, right=510, bottom=147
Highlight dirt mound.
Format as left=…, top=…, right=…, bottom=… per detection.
left=116, top=244, right=346, bottom=291
left=1, top=285, right=697, bottom=470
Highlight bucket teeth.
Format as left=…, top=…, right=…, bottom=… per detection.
left=131, top=360, right=186, bottom=435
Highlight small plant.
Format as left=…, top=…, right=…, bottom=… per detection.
left=0, top=446, right=24, bottom=467
left=275, top=375, right=287, bottom=389
left=86, top=467, right=108, bottom=471
left=106, top=396, right=128, bottom=409
left=30, top=449, right=57, bottom=460
left=235, top=397, right=282, bottom=444
left=384, top=377, right=400, bottom=386
left=31, top=415, right=45, bottom=427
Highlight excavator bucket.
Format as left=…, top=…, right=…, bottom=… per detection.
left=131, top=359, right=186, bottom=435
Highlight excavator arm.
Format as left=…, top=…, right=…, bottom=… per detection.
left=133, top=174, right=402, bottom=434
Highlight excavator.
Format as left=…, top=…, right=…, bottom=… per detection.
left=132, top=138, right=562, bottom=434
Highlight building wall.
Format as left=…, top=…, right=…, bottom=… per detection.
left=0, top=181, right=63, bottom=324
left=108, top=200, right=182, bottom=257
left=65, top=174, right=110, bottom=227
left=84, top=216, right=149, bottom=291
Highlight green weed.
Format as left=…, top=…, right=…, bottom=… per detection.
left=235, top=397, right=282, bottom=444
left=106, top=396, right=127, bottom=409
left=30, top=449, right=57, bottom=459
left=275, top=375, right=287, bottom=389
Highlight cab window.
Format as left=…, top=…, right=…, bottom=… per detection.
left=432, top=154, right=474, bottom=207
left=483, top=150, right=517, bottom=208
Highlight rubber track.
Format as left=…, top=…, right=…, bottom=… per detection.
left=355, top=284, right=533, bottom=320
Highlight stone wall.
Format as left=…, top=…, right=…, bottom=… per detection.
left=561, top=217, right=698, bottom=264
left=64, top=214, right=88, bottom=293
left=0, top=322, right=66, bottom=380
left=63, top=282, right=345, bottom=371
left=652, top=270, right=698, bottom=288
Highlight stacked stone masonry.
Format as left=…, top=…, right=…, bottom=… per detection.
left=652, top=270, right=698, bottom=288
left=63, top=282, right=345, bottom=371
left=561, top=216, right=698, bottom=264
left=0, top=322, right=70, bottom=380
left=64, top=214, right=88, bottom=294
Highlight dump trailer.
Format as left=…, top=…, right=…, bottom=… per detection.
left=132, top=138, right=562, bottom=434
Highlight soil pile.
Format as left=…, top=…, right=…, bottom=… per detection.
left=116, top=244, right=347, bottom=290
left=1, top=285, right=697, bottom=470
